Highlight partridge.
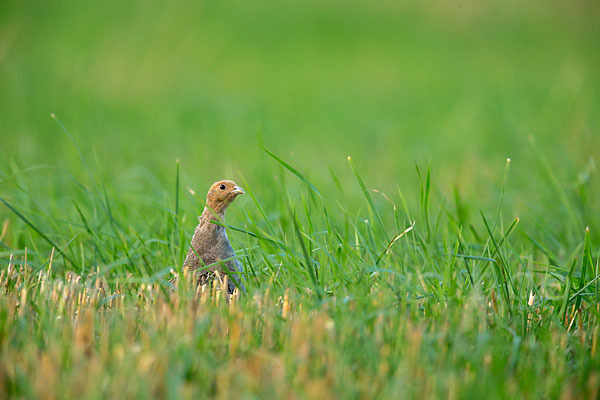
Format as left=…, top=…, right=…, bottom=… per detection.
left=183, top=180, right=246, bottom=293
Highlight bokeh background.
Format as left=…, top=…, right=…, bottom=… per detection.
left=1, top=0, right=599, bottom=259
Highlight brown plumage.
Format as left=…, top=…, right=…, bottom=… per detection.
left=183, top=180, right=246, bottom=294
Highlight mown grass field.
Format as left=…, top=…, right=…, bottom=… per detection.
left=1, top=1, right=599, bottom=398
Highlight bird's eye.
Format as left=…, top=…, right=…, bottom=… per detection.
left=219, top=184, right=226, bottom=190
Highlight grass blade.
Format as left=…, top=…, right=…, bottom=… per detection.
left=0, top=196, right=76, bottom=266
left=348, top=156, right=389, bottom=242
left=480, top=210, right=512, bottom=313
left=262, top=147, right=321, bottom=199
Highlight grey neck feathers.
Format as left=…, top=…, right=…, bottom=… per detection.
left=199, top=207, right=226, bottom=228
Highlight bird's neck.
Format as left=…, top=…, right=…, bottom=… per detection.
left=199, top=206, right=226, bottom=226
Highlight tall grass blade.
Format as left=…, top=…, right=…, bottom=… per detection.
left=415, top=162, right=433, bottom=240
left=291, top=208, right=322, bottom=299
left=576, top=226, right=593, bottom=309
left=262, top=147, right=321, bottom=199
left=480, top=210, right=512, bottom=312
left=560, top=257, right=578, bottom=324
left=348, top=156, right=389, bottom=242
left=238, top=172, right=277, bottom=237
left=0, top=196, right=76, bottom=266
left=375, top=220, right=415, bottom=265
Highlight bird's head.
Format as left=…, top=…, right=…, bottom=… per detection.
left=205, top=180, right=245, bottom=215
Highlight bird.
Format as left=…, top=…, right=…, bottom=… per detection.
left=183, top=180, right=246, bottom=294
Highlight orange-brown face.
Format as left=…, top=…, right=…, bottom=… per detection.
left=206, top=180, right=245, bottom=213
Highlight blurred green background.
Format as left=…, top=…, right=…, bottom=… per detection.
left=1, top=0, right=599, bottom=258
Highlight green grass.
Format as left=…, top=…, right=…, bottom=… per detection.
left=1, top=1, right=599, bottom=398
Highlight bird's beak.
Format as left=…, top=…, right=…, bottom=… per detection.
left=232, top=185, right=245, bottom=195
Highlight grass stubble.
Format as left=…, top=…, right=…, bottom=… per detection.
left=0, top=146, right=599, bottom=399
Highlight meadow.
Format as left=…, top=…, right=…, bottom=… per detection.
left=1, top=1, right=599, bottom=398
